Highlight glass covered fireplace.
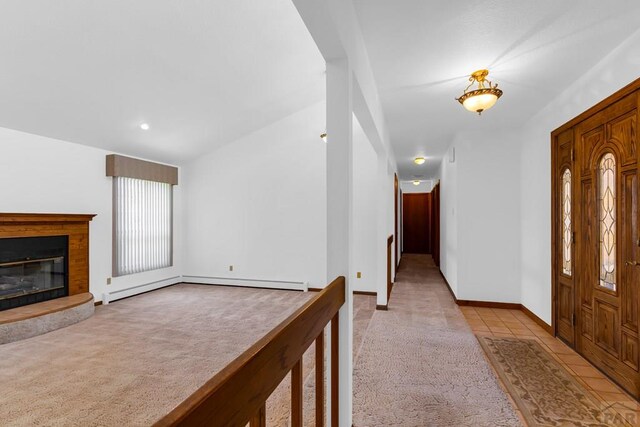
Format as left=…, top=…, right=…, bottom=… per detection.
left=0, top=235, right=69, bottom=311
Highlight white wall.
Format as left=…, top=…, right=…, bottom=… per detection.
left=520, top=29, right=640, bottom=323
left=400, top=180, right=434, bottom=193
left=438, top=148, right=458, bottom=295
left=439, top=130, right=521, bottom=303
left=0, top=127, right=183, bottom=303
left=183, top=102, right=327, bottom=289
left=456, top=130, right=521, bottom=303
left=352, top=115, right=378, bottom=292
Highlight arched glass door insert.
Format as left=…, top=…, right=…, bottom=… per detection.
left=598, top=153, right=617, bottom=291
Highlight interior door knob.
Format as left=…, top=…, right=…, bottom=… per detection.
left=626, top=261, right=639, bottom=266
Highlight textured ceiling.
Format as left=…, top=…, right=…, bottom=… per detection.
left=0, top=0, right=325, bottom=164
left=353, top=0, right=640, bottom=179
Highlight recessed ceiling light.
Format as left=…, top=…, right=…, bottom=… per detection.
left=414, top=157, right=426, bottom=165
left=413, top=180, right=421, bottom=186
left=140, top=123, right=150, bottom=130
left=320, top=133, right=327, bottom=143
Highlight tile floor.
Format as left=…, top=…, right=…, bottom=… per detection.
left=460, top=305, right=640, bottom=426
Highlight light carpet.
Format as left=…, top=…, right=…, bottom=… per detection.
left=267, top=291, right=377, bottom=426
left=352, top=254, right=522, bottom=427
left=0, top=284, right=313, bottom=426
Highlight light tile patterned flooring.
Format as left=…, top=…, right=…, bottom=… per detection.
left=460, top=305, right=640, bottom=426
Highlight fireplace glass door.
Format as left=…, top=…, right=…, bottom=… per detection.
left=0, top=235, right=68, bottom=310
left=0, top=257, right=65, bottom=300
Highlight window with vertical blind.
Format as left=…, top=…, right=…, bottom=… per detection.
left=113, top=177, right=173, bottom=276
left=106, top=154, right=178, bottom=277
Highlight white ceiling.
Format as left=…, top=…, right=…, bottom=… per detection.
left=353, top=0, right=640, bottom=180
left=0, top=1, right=325, bottom=165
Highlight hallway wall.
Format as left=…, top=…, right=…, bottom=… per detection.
left=438, top=130, right=521, bottom=303
left=400, top=180, right=434, bottom=193
left=352, top=115, right=378, bottom=292
left=439, top=145, right=458, bottom=294
left=457, top=129, right=521, bottom=303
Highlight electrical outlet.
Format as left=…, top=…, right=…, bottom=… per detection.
left=357, top=272, right=362, bottom=279
left=106, top=277, right=111, bottom=285
left=229, top=265, right=233, bottom=272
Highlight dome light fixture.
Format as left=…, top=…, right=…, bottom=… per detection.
left=320, top=133, right=327, bottom=143
left=413, top=180, right=421, bottom=186
left=456, top=69, right=503, bottom=115
left=414, top=157, right=426, bottom=165
left=140, top=123, right=150, bottom=130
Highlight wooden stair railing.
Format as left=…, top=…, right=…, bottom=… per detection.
left=154, top=276, right=346, bottom=427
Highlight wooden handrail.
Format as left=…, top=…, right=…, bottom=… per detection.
left=154, top=276, right=346, bottom=427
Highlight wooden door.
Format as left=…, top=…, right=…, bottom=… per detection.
left=387, top=235, right=393, bottom=302
left=395, top=174, right=399, bottom=267
left=402, top=193, right=431, bottom=253
left=431, top=183, right=441, bottom=267
left=574, top=92, right=640, bottom=396
left=555, top=129, right=576, bottom=346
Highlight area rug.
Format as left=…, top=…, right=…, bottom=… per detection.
left=478, top=336, right=631, bottom=426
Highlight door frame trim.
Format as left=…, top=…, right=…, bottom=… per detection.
left=551, top=76, right=640, bottom=338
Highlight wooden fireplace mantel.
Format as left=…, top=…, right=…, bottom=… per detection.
left=0, top=213, right=96, bottom=296
left=0, top=213, right=97, bottom=224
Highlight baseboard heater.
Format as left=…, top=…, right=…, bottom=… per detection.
left=181, top=275, right=308, bottom=292
left=102, top=275, right=182, bottom=304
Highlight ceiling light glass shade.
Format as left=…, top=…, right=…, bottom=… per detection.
left=456, top=69, right=503, bottom=115
left=414, top=157, right=426, bottom=165
left=461, top=91, right=499, bottom=113
left=413, top=180, right=420, bottom=186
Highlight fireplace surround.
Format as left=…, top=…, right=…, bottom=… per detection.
left=0, top=213, right=96, bottom=311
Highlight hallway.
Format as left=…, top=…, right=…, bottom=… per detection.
left=352, top=254, right=521, bottom=426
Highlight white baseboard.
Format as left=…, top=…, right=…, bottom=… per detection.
left=102, top=276, right=182, bottom=304
left=182, top=275, right=308, bottom=292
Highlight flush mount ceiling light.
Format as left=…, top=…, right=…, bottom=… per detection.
left=456, top=69, right=503, bottom=115
left=140, top=123, right=150, bottom=130
left=413, top=180, right=421, bottom=186
left=320, top=133, right=327, bottom=143
left=414, top=157, right=426, bottom=165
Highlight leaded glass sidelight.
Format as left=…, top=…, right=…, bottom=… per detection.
left=598, top=153, right=616, bottom=291
left=562, top=169, right=572, bottom=276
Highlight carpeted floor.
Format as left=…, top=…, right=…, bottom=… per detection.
left=1, top=256, right=522, bottom=426
left=352, top=254, right=522, bottom=427
left=267, top=290, right=377, bottom=426
left=0, top=284, right=314, bottom=426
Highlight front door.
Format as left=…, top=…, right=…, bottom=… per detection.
left=574, top=92, right=640, bottom=396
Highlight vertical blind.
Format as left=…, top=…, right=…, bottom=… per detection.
left=114, top=177, right=173, bottom=276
